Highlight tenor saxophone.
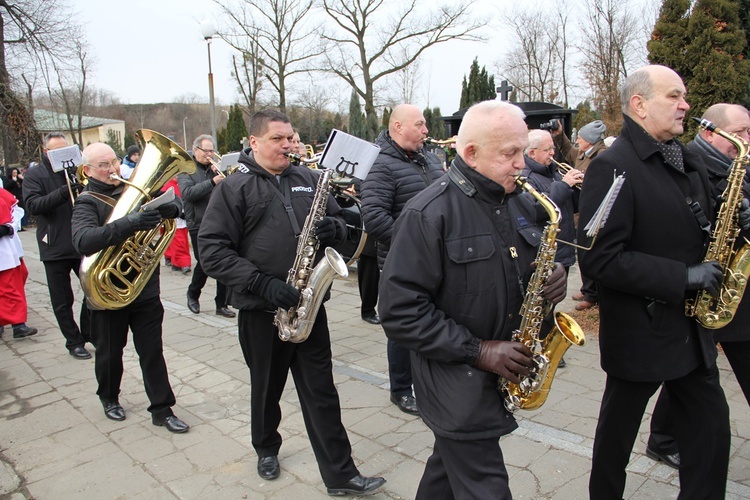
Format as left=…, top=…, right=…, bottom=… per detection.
left=274, top=169, right=349, bottom=342
left=500, top=177, right=586, bottom=412
left=686, top=117, right=750, bottom=328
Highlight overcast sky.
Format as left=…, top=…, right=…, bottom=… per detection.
left=67, top=0, right=655, bottom=116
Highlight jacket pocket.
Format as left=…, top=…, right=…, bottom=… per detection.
left=446, top=233, right=496, bottom=294
left=516, top=225, right=543, bottom=248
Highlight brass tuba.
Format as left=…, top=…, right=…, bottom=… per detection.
left=79, top=130, right=196, bottom=310
left=686, top=117, right=750, bottom=328
left=500, top=176, right=586, bottom=412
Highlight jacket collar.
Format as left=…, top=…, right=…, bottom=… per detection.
left=523, top=155, right=554, bottom=177
left=691, top=133, right=732, bottom=174
left=237, top=148, right=293, bottom=179
left=449, top=155, right=509, bottom=203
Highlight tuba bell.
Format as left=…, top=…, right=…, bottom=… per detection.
left=79, top=130, right=196, bottom=310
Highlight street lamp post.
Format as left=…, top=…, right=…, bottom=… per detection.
left=182, top=117, right=188, bottom=151
left=200, top=19, right=218, bottom=148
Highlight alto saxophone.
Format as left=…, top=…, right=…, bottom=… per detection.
left=501, top=177, right=586, bottom=413
left=686, top=117, right=750, bottom=328
left=274, top=169, right=349, bottom=342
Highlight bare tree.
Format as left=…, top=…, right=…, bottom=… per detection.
left=231, top=35, right=264, bottom=116
left=321, top=0, right=484, bottom=139
left=498, top=7, right=565, bottom=104
left=216, top=0, right=325, bottom=113
left=45, top=37, right=92, bottom=146
left=0, top=0, right=79, bottom=165
left=579, top=0, right=641, bottom=133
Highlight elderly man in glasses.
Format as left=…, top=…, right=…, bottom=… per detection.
left=178, top=135, right=235, bottom=318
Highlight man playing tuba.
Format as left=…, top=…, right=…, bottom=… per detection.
left=71, top=142, right=189, bottom=433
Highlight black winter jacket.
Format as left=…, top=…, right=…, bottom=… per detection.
left=578, top=116, right=717, bottom=381
left=71, top=178, right=180, bottom=307
left=198, top=150, right=347, bottom=311
left=23, top=155, right=80, bottom=261
left=521, top=156, right=579, bottom=267
left=178, top=159, right=216, bottom=232
left=687, top=136, right=750, bottom=343
left=379, top=158, right=543, bottom=440
left=361, top=130, right=443, bottom=269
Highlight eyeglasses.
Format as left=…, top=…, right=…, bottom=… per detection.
left=88, top=158, right=122, bottom=170
left=196, top=146, right=215, bottom=155
left=534, top=147, right=556, bottom=153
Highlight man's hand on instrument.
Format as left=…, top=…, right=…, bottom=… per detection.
left=126, top=210, right=162, bottom=232
left=685, top=261, right=723, bottom=296
left=561, top=168, right=583, bottom=188
left=157, top=201, right=180, bottom=219
left=739, top=199, right=750, bottom=231
left=541, top=262, right=567, bottom=304
left=475, top=340, right=533, bottom=384
left=252, top=274, right=301, bottom=310
left=314, top=217, right=338, bottom=245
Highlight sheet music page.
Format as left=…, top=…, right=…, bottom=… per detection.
left=47, top=145, right=82, bottom=173
left=141, top=186, right=175, bottom=211
left=319, top=129, right=380, bottom=180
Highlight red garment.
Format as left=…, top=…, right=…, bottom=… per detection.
left=0, top=259, right=28, bottom=324
left=165, top=228, right=191, bottom=268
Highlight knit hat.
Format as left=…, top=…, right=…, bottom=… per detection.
left=578, top=120, right=606, bottom=144
left=126, top=145, right=141, bottom=157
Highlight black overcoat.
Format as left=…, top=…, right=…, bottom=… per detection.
left=577, top=116, right=718, bottom=382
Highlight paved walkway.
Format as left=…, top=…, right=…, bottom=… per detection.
left=1, top=228, right=748, bottom=499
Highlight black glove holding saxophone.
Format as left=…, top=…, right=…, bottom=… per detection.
left=739, top=198, right=750, bottom=231
left=251, top=273, right=301, bottom=310
left=314, top=216, right=338, bottom=245
left=475, top=341, right=533, bottom=384
left=685, top=261, right=723, bottom=296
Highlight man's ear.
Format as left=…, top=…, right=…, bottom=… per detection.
left=462, top=143, right=478, bottom=167
left=630, top=95, right=648, bottom=120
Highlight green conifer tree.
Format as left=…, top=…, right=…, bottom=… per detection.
left=647, top=0, right=691, bottom=77
left=348, top=90, right=366, bottom=139
left=225, top=104, right=249, bottom=152
left=459, top=58, right=497, bottom=109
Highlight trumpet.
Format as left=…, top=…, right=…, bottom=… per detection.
left=550, top=158, right=582, bottom=190
left=425, top=136, right=457, bottom=146
left=207, top=153, right=226, bottom=178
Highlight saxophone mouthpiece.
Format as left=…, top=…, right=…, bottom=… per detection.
left=693, top=116, right=716, bottom=132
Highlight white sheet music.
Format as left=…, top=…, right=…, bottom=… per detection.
left=47, top=145, right=82, bottom=173
left=584, top=173, right=626, bottom=238
left=319, top=130, right=380, bottom=180
left=141, top=187, right=175, bottom=211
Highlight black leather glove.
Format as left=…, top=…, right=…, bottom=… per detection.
left=157, top=201, right=180, bottom=219
left=252, top=274, right=301, bottom=310
left=0, top=225, right=13, bottom=238
left=543, top=263, right=567, bottom=304
left=685, top=261, right=723, bottom=296
left=126, top=210, right=162, bottom=233
left=739, top=199, right=750, bottom=231
left=314, top=217, right=338, bottom=245
left=475, top=340, right=533, bottom=384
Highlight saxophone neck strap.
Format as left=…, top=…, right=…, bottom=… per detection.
left=447, top=165, right=477, bottom=197
left=268, top=175, right=301, bottom=237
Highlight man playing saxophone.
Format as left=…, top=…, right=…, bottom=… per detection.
left=198, top=110, right=385, bottom=496
left=379, top=100, right=567, bottom=498
left=71, top=142, right=189, bottom=432
left=578, top=65, right=738, bottom=499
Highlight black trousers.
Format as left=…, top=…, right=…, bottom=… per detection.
left=237, top=307, right=358, bottom=487
left=580, top=273, right=598, bottom=303
left=357, top=253, right=379, bottom=317
left=388, top=339, right=413, bottom=397
left=43, top=258, right=91, bottom=350
left=589, top=366, right=730, bottom=500
left=90, top=296, right=176, bottom=417
left=188, top=230, right=227, bottom=308
left=416, top=435, right=512, bottom=500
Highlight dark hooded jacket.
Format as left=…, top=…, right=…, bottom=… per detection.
left=361, top=130, right=444, bottom=270
left=198, top=149, right=347, bottom=311
left=521, top=156, right=579, bottom=267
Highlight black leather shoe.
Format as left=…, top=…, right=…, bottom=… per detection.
left=69, top=346, right=92, bottom=359
left=390, top=394, right=419, bottom=415
left=187, top=293, right=200, bottom=314
left=327, top=474, right=386, bottom=496
left=257, top=455, right=280, bottom=480
left=646, top=446, right=680, bottom=469
left=215, top=307, right=236, bottom=318
left=13, top=324, right=38, bottom=338
left=102, top=400, right=126, bottom=421
left=361, top=314, right=380, bottom=325
left=152, top=414, right=190, bottom=433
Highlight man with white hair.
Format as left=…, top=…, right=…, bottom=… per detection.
left=379, top=100, right=567, bottom=498
left=578, top=65, right=734, bottom=499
